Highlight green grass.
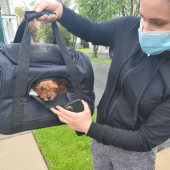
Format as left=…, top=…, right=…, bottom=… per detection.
left=76, top=48, right=91, bottom=53
left=89, top=57, right=112, bottom=64
left=32, top=110, right=97, bottom=170
left=76, top=48, right=112, bottom=64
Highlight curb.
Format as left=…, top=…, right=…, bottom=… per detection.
left=0, top=130, right=32, bottom=140
left=32, top=132, right=50, bottom=170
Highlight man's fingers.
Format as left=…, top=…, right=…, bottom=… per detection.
left=45, top=14, right=57, bottom=22
left=50, top=108, right=58, bottom=114
left=34, top=0, right=48, bottom=13
left=32, top=0, right=44, bottom=11
left=36, top=14, right=48, bottom=21
left=81, top=100, right=90, bottom=111
left=56, top=105, right=71, bottom=113
left=58, top=116, right=69, bottom=124
left=50, top=107, right=69, bottom=118
left=47, top=17, right=57, bottom=23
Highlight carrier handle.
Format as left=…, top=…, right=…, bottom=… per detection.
left=13, top=10, right=57, bottom=44
left=11, top=10, right=84, bottom=135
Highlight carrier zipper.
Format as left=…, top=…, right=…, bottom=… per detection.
left=106, top=56, right=149, bottom=124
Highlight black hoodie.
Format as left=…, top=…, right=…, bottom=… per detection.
left=58, top=4, right=170, bottom=152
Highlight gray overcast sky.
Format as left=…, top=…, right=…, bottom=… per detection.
left=12, top=0, right=25, bottom=7
left=12, top=0, right=77, bottom=11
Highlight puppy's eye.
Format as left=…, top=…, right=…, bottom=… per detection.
left=41, top=87, right=45, bottom=90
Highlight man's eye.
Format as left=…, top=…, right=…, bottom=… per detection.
left=154, top=22, right=165, bottom=26
left=41, top=88, right=45, bottom=90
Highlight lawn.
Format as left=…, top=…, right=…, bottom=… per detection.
left=89, top=57, right=112, bottom=64
left=32, top=48, right=108, bottom=170
left=76, top=48, right=91, bottom=53
left=76, top=48, right=112, bottom=64
left=32, top=110, right=97, bottom=170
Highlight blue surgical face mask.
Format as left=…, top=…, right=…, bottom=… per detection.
left=138, top=20, right=170, bottom=56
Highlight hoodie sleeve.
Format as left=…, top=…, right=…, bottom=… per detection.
left=57, top=4, right=133, bottom=48
left=87, top=96, right=170, bottom=152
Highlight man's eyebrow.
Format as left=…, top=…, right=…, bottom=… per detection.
left=140, top=12, right=166, bottom=21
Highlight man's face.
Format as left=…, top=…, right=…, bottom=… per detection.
left=140, top=0, right=170, bottom=32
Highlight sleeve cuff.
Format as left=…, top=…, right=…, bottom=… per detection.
left=86, top=121, right=104, bottom=141
left=57, top=4, right=71, bottom=25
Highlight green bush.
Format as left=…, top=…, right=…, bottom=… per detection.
left=80, top=40, right=89, bottom=48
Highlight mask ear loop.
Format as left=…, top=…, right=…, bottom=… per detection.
left=140, top=19, right=143, bottom=32
left=139, top=19, right=150, bottom=56
left=140, top=19, right=151, bottom=57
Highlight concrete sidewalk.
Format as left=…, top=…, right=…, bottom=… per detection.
left=0, top=132, right=170, bottom=170
left=156, top=148, right=170, bottom=170
left=0, top=132, right=48, bottom=170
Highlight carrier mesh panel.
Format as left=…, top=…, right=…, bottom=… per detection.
left=2, top=43, right=78, bottom=65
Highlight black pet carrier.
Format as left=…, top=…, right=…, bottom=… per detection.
left=0, top=10, right=95, bottom=136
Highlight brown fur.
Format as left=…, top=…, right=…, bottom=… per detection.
left=31, top=79, right=69, bottom=102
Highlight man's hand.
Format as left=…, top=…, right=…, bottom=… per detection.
left=32, top=0, right=63, bottom=22
left=50, top=100, right=93, bottom=134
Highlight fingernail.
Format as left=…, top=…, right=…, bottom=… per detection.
left=35, top=8, right=40, bottom=12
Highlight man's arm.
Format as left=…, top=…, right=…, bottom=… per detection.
left=87, top=97, right=170, bottom=152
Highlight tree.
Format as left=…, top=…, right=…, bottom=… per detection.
left=75, top=0, right=116, bottom=57
left=15, top=7, right=38, bottom=42
left=75, top=0, right=140, bottom=57
left=111, top=0, right=140, bottom=17
left=35, top=0, right=77, bottom=47
left=80, top=39, right=89, bottom=48
left=15, top=0, right=77, bottom=45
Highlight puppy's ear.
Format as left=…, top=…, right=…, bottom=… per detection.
left=54, top=80, right=59, bottom=86
left=54, top=83, right=59, bottom=89
left=63, top=79, right=68, bottom=86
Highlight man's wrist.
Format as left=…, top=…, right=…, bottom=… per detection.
left=84, top=120, right=93, bottom=134
left=56, top=3, right=63, bottom=19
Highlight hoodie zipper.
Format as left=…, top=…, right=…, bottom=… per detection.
left=106, top=56, right=149, bottom=124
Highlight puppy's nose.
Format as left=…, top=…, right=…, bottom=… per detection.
left=47, top=96, right=51, bottom=100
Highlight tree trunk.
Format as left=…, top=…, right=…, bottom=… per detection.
left=93, top=45, right=98, bottom=58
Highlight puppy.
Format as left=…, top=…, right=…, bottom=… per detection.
left=31, top=79, right=69, bottom=102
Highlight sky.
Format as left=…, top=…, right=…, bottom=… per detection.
left=12, top=0, right=76, bottom=10
left=12, top=0, right=26, bottom=7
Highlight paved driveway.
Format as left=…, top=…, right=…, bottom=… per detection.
left=86, top=52, right=110, bottom=108
left=91, top=61, right=110, bottom=109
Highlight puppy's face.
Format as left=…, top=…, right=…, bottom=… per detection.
left=33, top=80, right=59, bottom=102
